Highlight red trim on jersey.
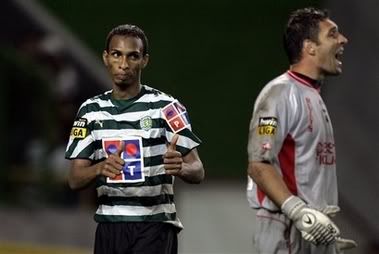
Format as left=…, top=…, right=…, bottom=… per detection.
left=256, top=215, right=287, bottom=226
left=278, top=134, right=297, bottom=195
left=257, top=187, right=266, bottom=205
left=287, top=71, right=321, bottom=93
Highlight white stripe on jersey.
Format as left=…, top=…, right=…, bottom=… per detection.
left=83, top=109, right=162, bottom=123
left=97, top=183, right=173, bottom=197
left=165, top=131, right=197, bottom=146
left=96, top=203, right=176, bottom=216
left=91, top=128, right=164, bottom=140
left=147, top=166, right=165, bottom=176
left=79, top=90, right=112, bottom=108
left=142, top=144, right=167, bottom=158
left=142, top=85, right=175, bottom=102
left=70, top=135, right=95, bottom=159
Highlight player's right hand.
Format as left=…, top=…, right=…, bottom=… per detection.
left=97, top=142, right=125, bottom=178
left=281, top=196, right=340, bottom=245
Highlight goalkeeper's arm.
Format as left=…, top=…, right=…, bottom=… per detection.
left=247, top=161, right=340, bottom=245
left=247, top=161, right=293, bottom=207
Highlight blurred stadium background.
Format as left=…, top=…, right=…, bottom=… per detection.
left=1, top=0, right=378, bottom=253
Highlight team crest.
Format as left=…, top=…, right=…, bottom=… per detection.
left=140, top=116, right=153, bottom=131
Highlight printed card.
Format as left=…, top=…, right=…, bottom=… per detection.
left=102, top=136, right=145, bottom=183
left=162, top=100, right=190, bottom=133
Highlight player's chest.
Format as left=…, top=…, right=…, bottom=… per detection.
left=297, top=95, right=333, bottom=138
left=89, top=108, right=163, bottom=140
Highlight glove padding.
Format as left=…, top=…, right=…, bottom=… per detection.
left=281, top=196, right=340, bottom=245
left=322, top=206, right=358, bottom=252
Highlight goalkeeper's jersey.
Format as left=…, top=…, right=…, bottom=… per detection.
left=65, top=85, right=201, bottom=230
left=246, top=71, right=337, bottom=212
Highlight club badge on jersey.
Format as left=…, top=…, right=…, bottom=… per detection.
left=70, top=118, right=88, bottom=139
left=102, top=137, right=145, bottom=183
left=162, top=100, right=190, bottom=133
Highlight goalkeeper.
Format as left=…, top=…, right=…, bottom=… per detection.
left=246, top=7, right=356, bottom=254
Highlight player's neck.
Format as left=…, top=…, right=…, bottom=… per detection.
left=112, top=83, right=142, bottom=100
left=290, top=61, right=324, bottom=81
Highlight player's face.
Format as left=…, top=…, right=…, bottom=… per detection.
left=103, top=35, right=149, bottom=88
left=314, top=19, right=348, bottom=76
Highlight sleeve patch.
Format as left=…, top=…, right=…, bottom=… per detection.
left=257, top=117, right=277, bottom=135
left=162, top=100, right=190, bottom=133
left=70, top=118, right=88, bottom=139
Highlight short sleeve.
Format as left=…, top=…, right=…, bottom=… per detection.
left=65, top=103, right=96, bottom=160
left=247, top=84, right=293, bottom=163
left=161, top=99, right=202, bottom=156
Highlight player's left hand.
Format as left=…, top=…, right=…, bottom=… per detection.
left=321, top=206, right=358, bottom=252
left=164, top=134, right=183, bottom=176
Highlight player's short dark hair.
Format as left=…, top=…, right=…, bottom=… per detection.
left=283, top=7, right=329, bottom=64
left=105, top=24, right=149, bottom=56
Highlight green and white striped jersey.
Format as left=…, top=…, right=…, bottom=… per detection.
left=65, top=85, right=201, bottom=229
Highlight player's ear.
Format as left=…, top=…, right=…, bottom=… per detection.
left=141, top=54, right=149, bottom=69
left=304, top=39, right=316, bottom=56
left=102, top=50, right=109, bottom=67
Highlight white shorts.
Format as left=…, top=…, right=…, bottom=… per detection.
left=253, top=209, right=338, bottom=254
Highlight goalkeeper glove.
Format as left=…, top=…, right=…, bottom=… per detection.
left=281, top=196, right=340, bottom=245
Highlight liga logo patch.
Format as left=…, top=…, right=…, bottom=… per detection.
left=102, top=136, right=145, bottom=183
left=70, top=118, right=88, bottom=139
left=257, top=117, right=277, bottom=135
left=162, top=100, right=190, bottom=133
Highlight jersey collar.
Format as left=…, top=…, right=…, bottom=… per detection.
left=287, top=71, right=322, bottom=93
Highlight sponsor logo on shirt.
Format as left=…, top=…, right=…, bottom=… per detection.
left=70, top=118, right=88, bottom=139
left=316, top=142, right=336, bottom=165
left=257, top=117, right=277, bottom=135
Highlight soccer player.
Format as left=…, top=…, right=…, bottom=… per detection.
left=65, top=24, right=204, bottom=254
left=246, top=7, right=356, bottom=253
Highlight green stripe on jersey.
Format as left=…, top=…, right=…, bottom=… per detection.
left=91, top=137, right=166, bottom=150
left=96, top=174, right=173, bottom=188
